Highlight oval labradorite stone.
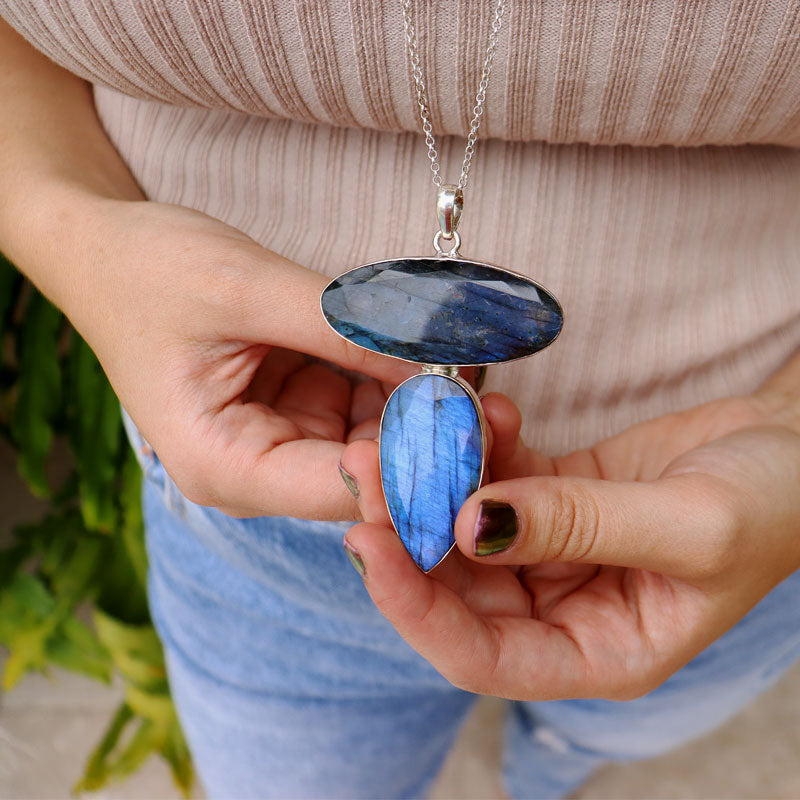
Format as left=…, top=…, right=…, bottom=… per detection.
left=380, top=373, right=483, bottom=572
left=321, top=257, right=563, bottom=366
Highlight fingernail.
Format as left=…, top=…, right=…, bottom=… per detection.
left=338, top=461, right=359, bottom=499
left=473, top=500, right=518, bottom=556
left=343, top=538, right=365, bottom=576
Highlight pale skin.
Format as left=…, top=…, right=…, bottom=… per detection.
left=0, top=19, right=412, bottom=520
left=4, top=19, right=799, bottom=703
left=341, top=364, right=800, bottom=700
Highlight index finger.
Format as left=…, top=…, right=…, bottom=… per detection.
left=234, top=250, right=415, bottom=385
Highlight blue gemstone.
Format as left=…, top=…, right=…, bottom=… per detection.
left=380, top=374, right=483, bottom=572
left=322, top=257, right=563, bottom=365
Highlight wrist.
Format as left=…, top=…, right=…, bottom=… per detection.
left=1, top=184, right=138, bottom=318
left=0, top=19, right=144, bottom=311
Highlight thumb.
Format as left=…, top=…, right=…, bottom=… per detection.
left=235, top=249, right=414, bottom=384
left=454, top=473, right=738, bottom=579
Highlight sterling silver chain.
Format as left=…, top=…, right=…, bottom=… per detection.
left=400, top=0, right=507, bottom=192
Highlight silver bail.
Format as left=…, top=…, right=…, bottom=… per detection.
left=436, top=184, right=463, bottom=240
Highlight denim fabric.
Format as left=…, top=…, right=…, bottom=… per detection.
left=125, top=412, right=800, bottom=799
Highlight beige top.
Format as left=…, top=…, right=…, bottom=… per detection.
left=3, top=1, right=799, bottom=453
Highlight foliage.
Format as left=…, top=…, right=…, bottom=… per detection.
left=0, top=252, right=193, bottom=796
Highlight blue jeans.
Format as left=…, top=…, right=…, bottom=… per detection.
left=128, top=415, right=800, bottom=799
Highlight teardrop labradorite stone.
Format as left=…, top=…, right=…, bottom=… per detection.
left=321, top=257, right=563, bottom=366
left=380, top=374, right=483, bottom=572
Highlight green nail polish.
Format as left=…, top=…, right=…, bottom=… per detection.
left=343, top=539, right=366, bottom=576
left=473, top=500, right=518, bottom=556
left=338, top=462, right=360, bottom=499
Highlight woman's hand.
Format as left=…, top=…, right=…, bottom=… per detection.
left=341, top=354, right=800, bottom=700
left=0, top=20, right=410, bottom=520
left=58, top=198, right=412, bottom=519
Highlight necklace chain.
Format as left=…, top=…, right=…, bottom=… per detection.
left=401, top=0, right=507, bottom=192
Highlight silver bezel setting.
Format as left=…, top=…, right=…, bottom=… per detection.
left=378, top=371, right=487, bottom=573
left=320, top=255, right=564, bottom=370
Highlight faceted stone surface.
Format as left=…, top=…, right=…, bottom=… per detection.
left=380, top=374, right=483, bottom=572
left=322, top=257, right=563, bottom=365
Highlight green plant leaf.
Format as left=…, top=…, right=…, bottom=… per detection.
left=15, top=509, right=106, bottom=607
left=93, top=610, right=163, bottom=659
left=161, top=718, right=194, bottom=798
left=11, top=291, right=62, bottom=496
left=120, top=447, right=148, bottom=588
left=14, top=507, right=82, bottom=552
left=3, top=281, right=194, bottom=795
left=74, top=708, right=172, bottom=794
left=93, top=609, right=165, bottom=685
left=0, top=571, right=55, bottom=643
left=0, top=573, right=57, bottom=689
left=2, top=625, right=52, bottom=689
left=110, top=647, right=168, bottom=693
left=73, top=702, right=134, bottom=793
left=37, top=526, right=73, bottom=574
left=48, top=534, right=105, bottom=606
left=66, top=332, right=122, bottom=532
left=95, top=534, right=150, bottom=624
left=0, top=534, right=108, bottom=688
left=124, top=683, right=175, bottom=724
left=108, top=718, right=164, bottom=780
left=0, top=252, right=20, bottom=365
left=45, top=616, right=112, bottom=684
left=0, top=543, right=30, bottom=592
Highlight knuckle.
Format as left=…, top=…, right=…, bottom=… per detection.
left=376, top=581, right=430, bottom=627
left=600, top=659, right=664, bottom=700
left=606, top=682, right=648, bottom=701
left=605, top=672, right=658, bottom=700
left=444, top=647, right=494, bottom=695
left=336, top=335, right=373, bottom=374
left=204, top=254, right=253, bottom=313
left=164, top=454, right=220, bottom=508
left=174, top=476, right=217, bottom=508
left=178, top=241, right=259, bottom=321
left=544, top=484, right=602, bottom=562
left=690, top=482, right=743, bottom=578
left=711, top=396, right=771, bottom=430
left=448, top=671, right=484, bottom=695
left=448, top=654, right=495, bottom=696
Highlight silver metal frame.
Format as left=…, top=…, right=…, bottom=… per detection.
left=377, top=371, right=487, bottom=573
left=320, top=255, right=564, bottom=370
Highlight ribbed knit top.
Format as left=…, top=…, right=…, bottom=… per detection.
left=3, top=2, right=799, bottom=452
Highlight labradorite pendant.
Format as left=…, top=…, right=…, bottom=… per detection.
left=379, top=371, right=484, bottom=572
left=321, top=190, right=563, bottom=572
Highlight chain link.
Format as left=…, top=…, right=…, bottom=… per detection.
left=401, top=0, right=507, bottom=191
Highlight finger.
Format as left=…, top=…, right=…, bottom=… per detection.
left=350, top=379, right=388, bottom=427
left=244, top=347, right=308, bottom=407
left=273, top=363, right=351, bottom=440
left=340, top=439, right=534, bottom=617
left=345, top=521, right=502, bottom=691
left=234, top=250, right=416, bottom=384
left=339, top=438, right=392, bottom=527
left=347, top=418, right=380, bottom=442
left=345, top=522, right=588, bottom=699
left=481, top=393, right=554, bottom=481
left=166, top=402, right=360, bottom=520
left=756, top=348, right=800, bottom=433
left=454, top=472, right=739, bottom=580
left=339, top=436, right=469, bottom=583
left=482, top=392, right=520, bottom=461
